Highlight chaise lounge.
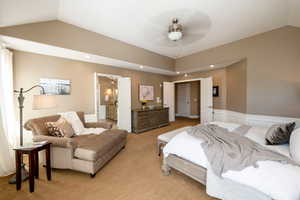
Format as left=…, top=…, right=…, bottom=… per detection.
left=24, top=112, right=127, bottom=177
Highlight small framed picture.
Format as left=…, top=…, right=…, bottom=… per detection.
left=139, top=85, right=154, bottom=101
left=213, top=86, right=219, bottom=97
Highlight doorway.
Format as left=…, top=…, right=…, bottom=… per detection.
left=163, top=77, right=213, bottom=124
left=94, top=73, right=132, bottom=132
left=175, top=81, right=200, bottom=120
left=97, top=76, right=118, bottom=126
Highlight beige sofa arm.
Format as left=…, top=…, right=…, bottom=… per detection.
left=33, top=135, right=76, bottom=149
left=85, top=122, right=113, bottom=129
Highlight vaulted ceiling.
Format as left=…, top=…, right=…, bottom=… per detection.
left=0, top=0, right=299, bottom=58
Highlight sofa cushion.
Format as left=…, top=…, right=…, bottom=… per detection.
left=73, top=129, right=127, bottom=161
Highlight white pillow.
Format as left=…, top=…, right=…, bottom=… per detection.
left=290, top=128, right=300, bottom=163
left=59, top=112, right=85, bottom=135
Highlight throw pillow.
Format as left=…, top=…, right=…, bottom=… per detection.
left=45, top=117, right=75, bottom=138
left=265, top=122, right=296, bottom=145
left=290, top=128, right=300, bottom=164
left=59, top=112, right=85, bottom=135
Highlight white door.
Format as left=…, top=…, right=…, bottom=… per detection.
left=201, top=77, right=213, bottom=124
left=117, top=77, right=131, bottom=132
left=177, top=83, right=190, bottom=117
left=163, top=82, right=175, bottom=122
left=94, top=73, right=100, bottom=120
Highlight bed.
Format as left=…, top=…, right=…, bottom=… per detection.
left=162, top=121, right=300, bottom=200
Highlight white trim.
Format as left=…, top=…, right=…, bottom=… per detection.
left=94, top=72, right=126, bottom=121
left=0, top=35, right=176, bottom=76
left=214, top=109, right=300, bottom=127
left=95, top=72, right=123, bottom=79
left=173, top=78, right=203, bottom=83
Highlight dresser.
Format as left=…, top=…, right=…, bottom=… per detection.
left=132, top=107, right=169, bottom=133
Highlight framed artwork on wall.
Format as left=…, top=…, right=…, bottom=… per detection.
left=40, top=78, right=71, bottom=95
left=139, top=85, right=154, bottom=101
left=213, top=86, right=219, bottom=97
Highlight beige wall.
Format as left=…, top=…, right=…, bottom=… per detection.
left=13, top=50, right=170, bottom=121
left=226, top=60, right=247, bottom=113
left=172, top=61, right=247, bottom=113
left=0, top=20, right=174, bottom=71
left=7, top=21, right=300, bottom=118
left=176, top=26, right=300, bottom=118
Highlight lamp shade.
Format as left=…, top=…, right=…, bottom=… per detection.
left=32, top=95, right=56, bottom=110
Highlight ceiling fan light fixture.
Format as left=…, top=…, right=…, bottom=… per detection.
left=168, top=31, right=182, bottom=41
left=168, top=18, right=183, bottom=41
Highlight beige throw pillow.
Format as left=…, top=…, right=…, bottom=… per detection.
left=45, top=117, right=75, bottom=138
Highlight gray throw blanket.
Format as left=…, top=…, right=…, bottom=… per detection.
left=187, top=124, right=297, bottom=177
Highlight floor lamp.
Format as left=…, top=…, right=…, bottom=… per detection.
left=9, top=85, right=56, bottom=184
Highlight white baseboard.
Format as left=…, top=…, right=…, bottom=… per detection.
left=214, top=109, right=299, bottom=127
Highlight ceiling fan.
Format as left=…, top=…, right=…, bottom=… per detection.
left=168, top=18, right=183, bottom=41
left=145, top=9, right=211, bottom=49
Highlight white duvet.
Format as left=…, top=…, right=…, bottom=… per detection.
left=163, top=121, right=300, bottom=200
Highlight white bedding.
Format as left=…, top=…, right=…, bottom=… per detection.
left=163, top=121, right=300, bottom=200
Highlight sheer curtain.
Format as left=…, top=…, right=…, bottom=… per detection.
left=0, top=47, right=17, bottom=176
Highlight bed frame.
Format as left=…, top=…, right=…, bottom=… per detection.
left=162, top=154, right=273, bottom=200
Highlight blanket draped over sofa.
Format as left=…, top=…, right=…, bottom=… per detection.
left=187, top=124, right=297, bottom=177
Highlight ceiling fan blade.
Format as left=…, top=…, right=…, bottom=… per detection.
left=181, top=33, right=206, bottom=45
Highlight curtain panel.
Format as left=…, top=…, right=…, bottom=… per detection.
left=0, top=48, right=17, bottom=176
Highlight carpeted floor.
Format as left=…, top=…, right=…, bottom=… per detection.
left=0, top=118, right=216, bottom=200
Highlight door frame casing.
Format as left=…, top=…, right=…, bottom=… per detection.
left=94, top=73, right=124, bottom=120
left=94, top=73, right=132, bottom=132
left=164, top=77, right=213, bottom=123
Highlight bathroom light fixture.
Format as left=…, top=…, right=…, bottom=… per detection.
left=176, top=72, right=180, bottom=74
left=140, top=65, right=144, bottom=69
left=210, top=64, right=215, bottom=68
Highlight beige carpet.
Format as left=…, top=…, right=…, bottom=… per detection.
left=0, top=118, right=216, bottom=200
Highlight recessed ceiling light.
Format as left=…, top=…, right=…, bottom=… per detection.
left=85, top=55, right=91, bottom=59
left=140, top=65, right=144, bottom=69
left=184, top=73, right=188, bottom=77
left=210, top=64, right=215, bottom=68
left=176, top=72, right=180, bottom=74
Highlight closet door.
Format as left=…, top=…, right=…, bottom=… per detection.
left=201, top=77, right=213, bottom=124
left=163, top=82, right=175, bottom=122
left=177, top=83, right=191, bottom=117
left=117, top=77, right=132, bottom=132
